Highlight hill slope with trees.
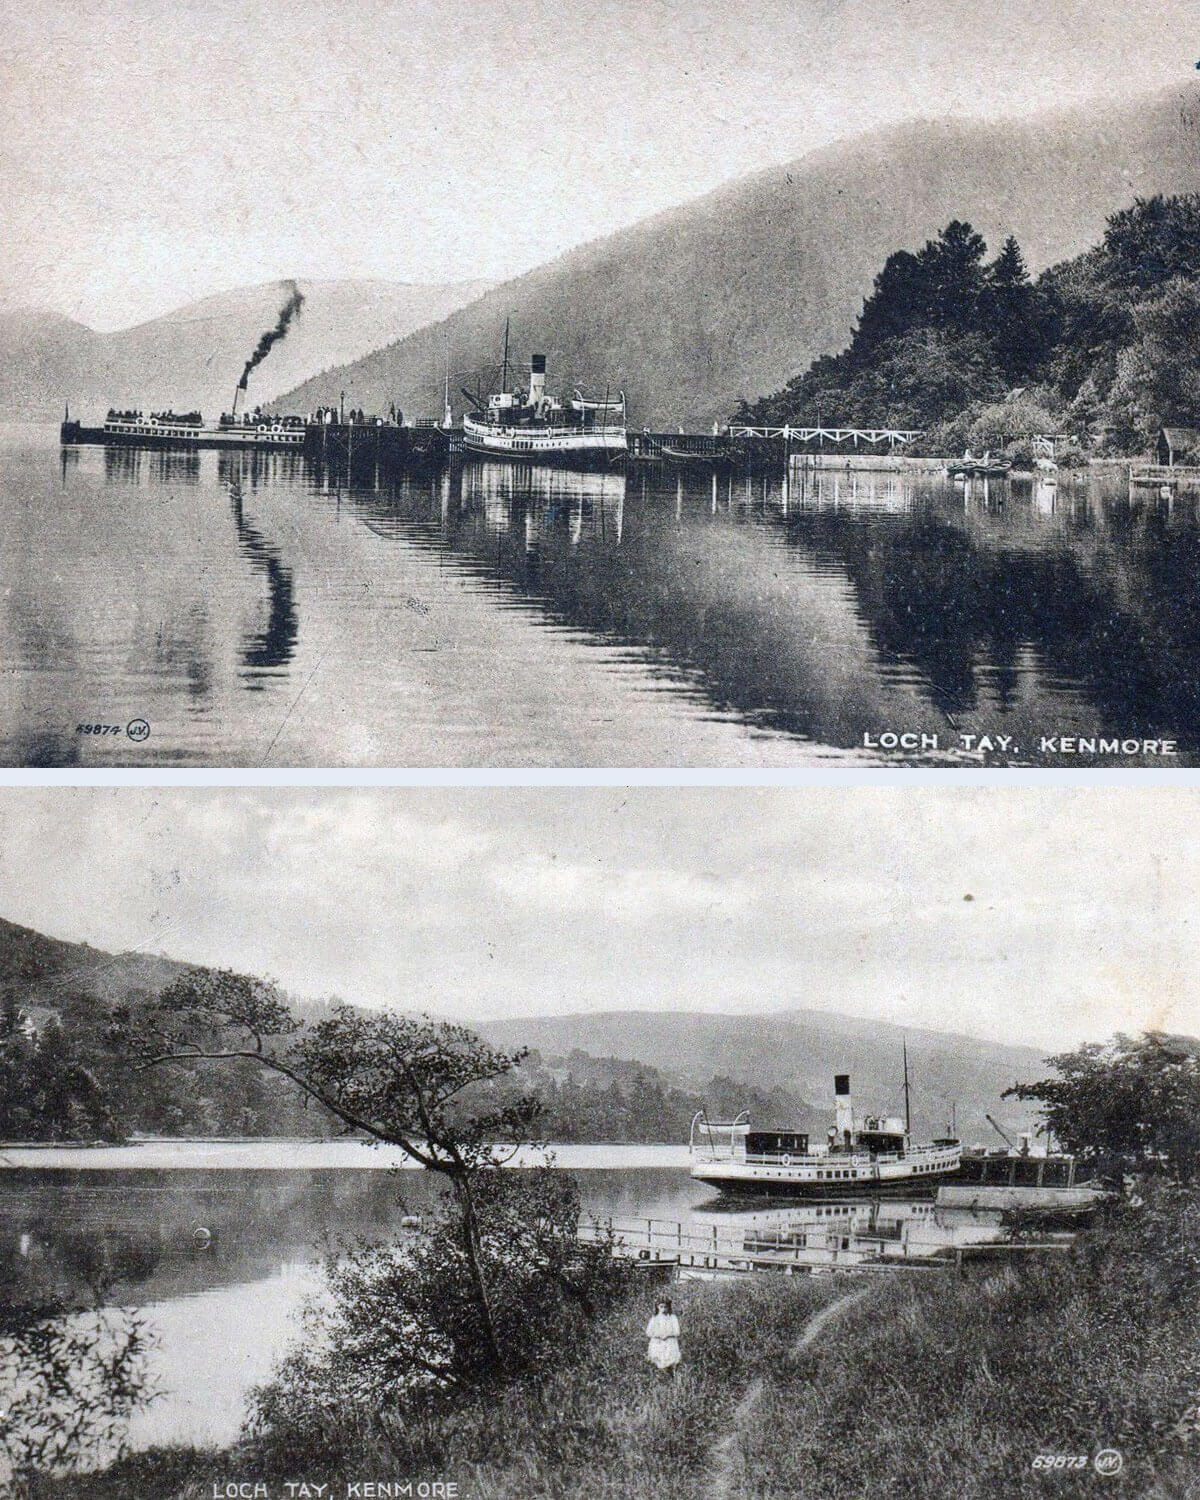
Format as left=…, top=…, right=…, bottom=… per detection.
left=0, top=918, right=1047, bottom=1145
left=735, top=193, right=1200, bottom=456
left=275, top=87, right=1200, bottom=429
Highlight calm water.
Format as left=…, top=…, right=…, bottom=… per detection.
left=0, top=1142, right=1021, bottom=1453
left=5, top=428, right=1199, bottom=765
left=1, top=1144, right=705, bottom=1450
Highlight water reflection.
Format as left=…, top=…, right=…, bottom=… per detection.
left=103, top=446, right=202, bottom=487
left=7, top=431, right=1200, bottom=765
left=685, top=1196, right=1036, bottom=1270
left=0, top=1163, right=706, bottom=1452
left=225, top=474, right=298, bottom=676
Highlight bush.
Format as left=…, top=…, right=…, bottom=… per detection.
left=246, top=1169, right=634, bottom=1459
left=0, top=1240, right=156, bottom=1486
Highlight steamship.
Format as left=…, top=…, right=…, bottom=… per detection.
left=61, top=406, right=308, bottom=450
left=461, top=343, right=626, bottom=466
left=689, top=1073, right=962, bottom=1197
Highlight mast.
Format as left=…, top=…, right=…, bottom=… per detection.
left=443, top=328, right=452, bottom=428
left=902, top=1038, right=911, bottom=1136
left=501, top=317, right=510, bottom=395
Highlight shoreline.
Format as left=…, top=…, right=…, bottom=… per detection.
left=0, top=1138, right=693, bottom=1171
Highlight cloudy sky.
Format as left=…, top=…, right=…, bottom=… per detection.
left=0, top=787, right=1194, bottom=1051
left=1, top=0, right=1194, bottom=327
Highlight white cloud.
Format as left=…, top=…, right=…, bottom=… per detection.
left=0, top=787, right=1195, bottom=1051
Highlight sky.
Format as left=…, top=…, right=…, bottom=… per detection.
left=0, top=0, right=1195, bottom=328
left=0, top=787, right=1195, bottom=1052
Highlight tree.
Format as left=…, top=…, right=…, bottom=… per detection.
left=120, top=969, right=544, bottom=1371
left=921, top=220, right=988, bottom=330
left=853, top=249, right=930, bottom=354
left=0, top=1229, right=155, bottom=1481
left=967, top=395, right=1061, bottom=453
left=0, top=991, right=35, bottom=1140
left=1004, top=1032, right=1200, bottom=1181
left=1101, top=193, right=1200, bottom=293
left=981, top=235, right=1051, bottom=381
left=246, top=1169, right=630, bottom=1453
left=1106, top=277, right=1200, bottom=432
left=0, top=997, right=118, bottom=1144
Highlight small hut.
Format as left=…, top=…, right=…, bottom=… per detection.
left=1156, top=427, right=1200, bottom=467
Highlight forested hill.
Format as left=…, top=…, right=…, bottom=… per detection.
left=478, top=1010, right=1045, bottom=1144
left=0, top=917, right=1042, bottom=1144
left=275, top=86, right=1200, bottom=429
left=735, top=192, right=1200, bottom=457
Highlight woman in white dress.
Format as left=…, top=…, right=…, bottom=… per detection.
left=645, top=1297, right=681, bottom=1374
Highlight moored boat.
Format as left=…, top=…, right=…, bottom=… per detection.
left=945, top=454, right=1013, bottom=479
left=63, top=407, right=307, bottom=450
left=689, top=1072, right=961, bottom=1197
left=461, top=335, right=626, bottom=467
left=938, top=1148, right=1109, bottom=1214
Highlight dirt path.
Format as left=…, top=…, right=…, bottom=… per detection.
left=705, top=1286, right=871, bottom=1500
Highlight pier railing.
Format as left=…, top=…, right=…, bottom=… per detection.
left=726, top=425, right=923, bottom=446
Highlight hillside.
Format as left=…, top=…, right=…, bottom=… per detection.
left=275, top=86, right=1200, bottom=429
left=477, top=1009, right=1048, bottom=1144
left=0, top=276, right=492, bottom=423
left=0, top=915, right=188, bottom=1014
left=0, top=917, right=1052, bottom=1144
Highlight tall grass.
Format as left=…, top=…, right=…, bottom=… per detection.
left=23, top=1275, right=838, bottom=1500
left=25, top=1188, right=1200, bottom=1499
left=736, top=1189, right=1200, bottom=1499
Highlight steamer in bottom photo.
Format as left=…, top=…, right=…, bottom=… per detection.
left=0, top=786, right=1196, bottom=1498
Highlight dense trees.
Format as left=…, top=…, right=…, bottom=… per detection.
left=1005, top=1031, right=1200, bottom=1181
left=736, top=194, right=1200, bottom=452
left=0, top=969, right=813, bottom=1147
left=0, top=993, right=117, bottom=1142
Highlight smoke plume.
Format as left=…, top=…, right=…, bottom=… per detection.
left=238, top=280, right=305, bottom=390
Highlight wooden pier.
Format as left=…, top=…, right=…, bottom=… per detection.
left=578, top=1216, right=1072, bottom=1280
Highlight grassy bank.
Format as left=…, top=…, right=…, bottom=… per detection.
left=738, top=1193, right=1200, bottom=1500
left=23, top=1274, right=842, bottom=1500
left=23, top=1190, right=1200, bottom=1499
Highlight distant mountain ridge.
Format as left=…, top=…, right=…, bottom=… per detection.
left=476, top=1009, right=1050, bottom=1144
left=0, top=276, right=493, bottom=423
left=276, top=86, right=1200, bottom=428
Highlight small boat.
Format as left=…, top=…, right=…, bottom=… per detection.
left=689, top=1069, right=961, bottom=1197
left=945, top=456, right=1012, bottom=480
left=659, top=444, right=727, bottom=465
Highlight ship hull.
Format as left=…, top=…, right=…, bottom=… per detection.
left=691, top=1145, right=962, bottom=1198
left=461, top=417, right=625, bottom=469
left=690, top=1169, right=958, bottom=1198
